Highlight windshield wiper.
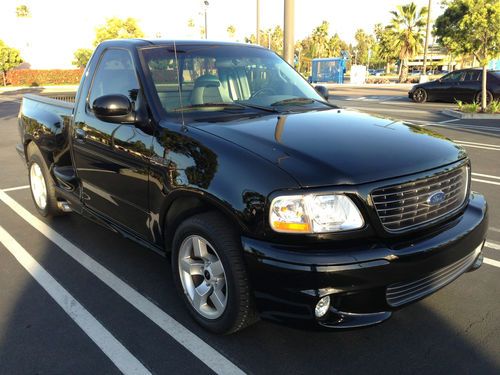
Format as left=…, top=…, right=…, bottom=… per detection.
left=173, top=102, right=278, bottom=113
left=172, top=103, right=246, bottom=112
left=270, top=97, right=337, bottom=108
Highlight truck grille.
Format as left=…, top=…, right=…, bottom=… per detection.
left=371, top=165, right=468, bottom=232
left=386, top=250, right=477, bottom=307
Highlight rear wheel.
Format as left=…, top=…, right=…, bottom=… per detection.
left=475, top=90, right=493, bottom=105
left=171, top=211, right=256, bottom=334
left=413, top=88, right=427, bottom=103
left=27, top=143, right=64, bottom=217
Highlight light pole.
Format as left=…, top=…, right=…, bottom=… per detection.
left=204, top=1, right=209, bottom=40
left=283, top=0, right=295, bottom=64
left=422, top=0, right=432, bottom=74
left=256, top=0, right=260, bottom=45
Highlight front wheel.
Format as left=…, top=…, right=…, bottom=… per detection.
left=171, top=212, right=256, bottom=334
left=413, top=88, right=427, bottom=103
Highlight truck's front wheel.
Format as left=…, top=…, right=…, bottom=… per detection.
left=27, top=143, right=64, bottom=217
left=172, top=212, right=256, bottom=334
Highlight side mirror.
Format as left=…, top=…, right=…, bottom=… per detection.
left=92, top=94, right=133, bottom=123
left=314, top=85, right=329, bottom=100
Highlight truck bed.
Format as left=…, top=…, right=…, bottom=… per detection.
left=18, top=94, right=75, bottom=157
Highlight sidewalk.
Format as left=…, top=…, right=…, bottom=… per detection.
left=0, top=85, right=78, bottom=94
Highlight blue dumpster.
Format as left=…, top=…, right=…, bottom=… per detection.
left=311, top=58, right=346, bottom=84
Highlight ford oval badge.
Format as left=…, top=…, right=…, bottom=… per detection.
left=427, top=191, right=446, bottom=205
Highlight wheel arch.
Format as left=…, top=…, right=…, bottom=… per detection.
left=160, top=190, right=248, bottom=252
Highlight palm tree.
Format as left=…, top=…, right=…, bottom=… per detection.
left=227, top=25, right=236, bottom=40
left=390, top=2, right=428, bottom=82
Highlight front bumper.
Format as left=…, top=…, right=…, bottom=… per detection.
left=242, top=192, right=487, bottom=329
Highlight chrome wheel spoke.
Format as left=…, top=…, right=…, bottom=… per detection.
left=208, top=260, right=224, bottom=278
left=210, top=289, right=226, bottom=313
left=192, top=237, right=209, bottom=260
left=180, top=258, right=204, bottom=276
left=193, top=283, right=211, bottom=310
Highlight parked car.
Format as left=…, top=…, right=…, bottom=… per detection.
left=409, top=68, right=500, bottom=103
left=17, top=40, right=487, bottom=334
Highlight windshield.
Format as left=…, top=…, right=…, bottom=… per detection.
left=140, top=44, right=328, bottom=115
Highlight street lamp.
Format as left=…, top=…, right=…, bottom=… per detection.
left=203, top=1, right=209, bottom=40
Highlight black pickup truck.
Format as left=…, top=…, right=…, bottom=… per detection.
left=17, top=39, right=487, bottom=334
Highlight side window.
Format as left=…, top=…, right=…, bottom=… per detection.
left=88, top=49, right=140, bottom=109
left=443, top=71, right=465, bottom=82
left=464, top=70, right=480, bottom=81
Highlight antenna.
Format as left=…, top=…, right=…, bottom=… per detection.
left=173, top=40, right=186, bottom=128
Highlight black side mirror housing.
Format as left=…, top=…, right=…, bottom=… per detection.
left=92, top=94, right=134, bottom=123
left=314, top=85, right=329, bottom=100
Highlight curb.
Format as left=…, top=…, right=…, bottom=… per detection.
left=442, top=109, right=500, bottom=120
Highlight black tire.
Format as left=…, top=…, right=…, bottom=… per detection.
left=26, top=142, right=64, bottom=217
left=475, top=90, right=493, bottom=105
left=171, top=211, right=256, bottom=334
left=413, top=88, right=427, bottom=103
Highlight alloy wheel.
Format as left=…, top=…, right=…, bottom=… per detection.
left=30, top=162, right=48, bottom=210
left=178, top=235, right=228, bottom=319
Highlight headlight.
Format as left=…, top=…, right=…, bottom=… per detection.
left=269, top=194, right=364, bottom=233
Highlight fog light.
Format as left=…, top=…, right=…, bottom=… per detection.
left=315, top=296, right=331, bottom=318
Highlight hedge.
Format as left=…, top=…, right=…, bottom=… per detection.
left=6, top=69, right=84, bottom=86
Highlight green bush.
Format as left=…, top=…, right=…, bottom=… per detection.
left=6, top=69, right=84, bottom=86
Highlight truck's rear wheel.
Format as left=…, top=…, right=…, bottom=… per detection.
left=27, top=143, right=64, bottom=217
left=171, top=211, right=256, bottom=334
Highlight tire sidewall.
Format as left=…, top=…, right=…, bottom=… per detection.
left=171, top=216, right=248, bottom=334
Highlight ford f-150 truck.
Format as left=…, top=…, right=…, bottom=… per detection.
left=17, top=39, right=488, bottom=334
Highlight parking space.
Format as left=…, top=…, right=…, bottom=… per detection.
left=1, top=92, right=500, bottom=374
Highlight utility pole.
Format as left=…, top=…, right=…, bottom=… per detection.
left=204, top=1, right=209, bottom=40
left=422, top=0, right=432, bottom=74
left=283, top=0, right=295, bottom=64
left=256, top=0, right=260, bottom=45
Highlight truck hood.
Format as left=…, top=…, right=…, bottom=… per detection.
left=192, top=109, right=466, bottom=187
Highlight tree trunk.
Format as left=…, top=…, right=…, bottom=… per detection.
left=399, top=59, right=408, bottom=83
left=385, top=61, right=390, bottom=74
left=2, top=71, right=6, bottom=87
left=481, top=64, right=488, bottom=111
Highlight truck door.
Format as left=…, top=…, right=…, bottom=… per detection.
left=72, top=48, right=153, bottom=239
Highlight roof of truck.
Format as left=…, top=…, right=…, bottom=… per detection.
left=98, top=38, right=266, bottom=49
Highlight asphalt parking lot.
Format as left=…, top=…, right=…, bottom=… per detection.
left=1, top=87, right=500, bottom=374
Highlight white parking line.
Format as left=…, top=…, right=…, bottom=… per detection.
left=471, top=178, right=500, bottom=186
left=453, top=140, right=500, bottom=148
left=2, top=185, right=29, bottom=192
left=455, top=143, right=500, bottom=151
left=439, top=119, right=460, bottom=124
left=472, top=173, right=500, bottom=180
left=0, top=189, right=245, bottom=375
left=490, top=227, right=500, bottom=233
left=485, top=241, right=500, bottom=251
left=0, top=225, right=150, bottom=375
left=484, top=258, right=500, bottom=268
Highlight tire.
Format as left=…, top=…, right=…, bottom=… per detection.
left=413, top=88, right=427, bottom=103
left=27, top=143, right=64, bottom=217
left=475, top=90, right=493, bottom=105
left=171, top=211, right=256, bottom=334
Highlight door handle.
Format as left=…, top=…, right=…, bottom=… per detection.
left=75, top=128, right=86, bottom=142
